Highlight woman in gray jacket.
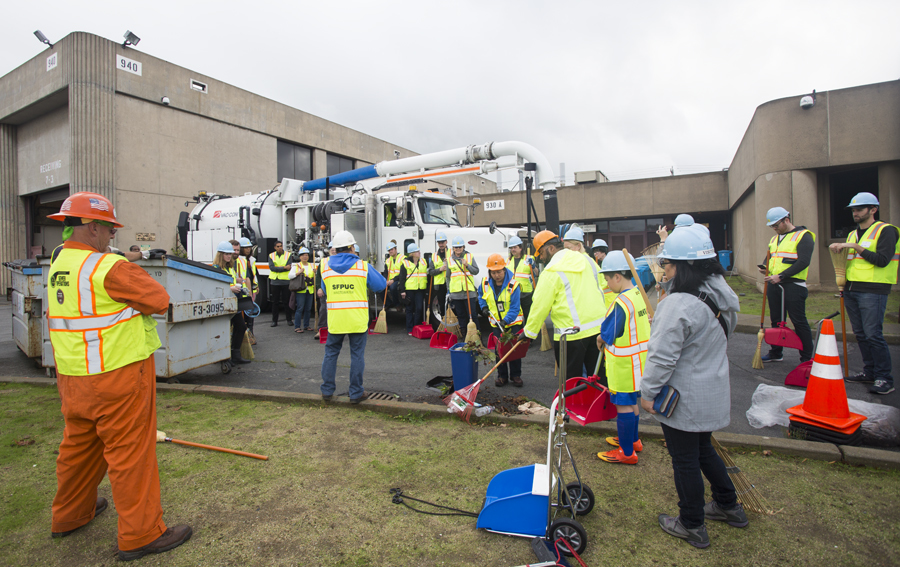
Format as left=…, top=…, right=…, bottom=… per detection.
left=640, top=226, right=748, bottom=548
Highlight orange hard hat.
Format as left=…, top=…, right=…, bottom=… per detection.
left=532, top=230, right=558, bottom=255
left=47, top=192, right=123, bottom=228
left=486, top=253, right=507, bottom=271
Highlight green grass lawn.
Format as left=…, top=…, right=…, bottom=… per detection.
left=725, top=275, right=900, bottom=324
left=2, top=383, right=900, bottom=566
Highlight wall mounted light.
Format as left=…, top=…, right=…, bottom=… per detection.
left=34, top=30, right=53, bottom=48
left=123, top=30, right=141, bottom=47
left=800, top=89, right=816, bottom=109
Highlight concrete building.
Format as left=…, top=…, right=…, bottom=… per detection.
left=0, top=31, right=492, bottom=291
left=461, top=79, right=900, bottom=290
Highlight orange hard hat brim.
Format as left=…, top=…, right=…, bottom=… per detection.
left=47, top=212, right=125, bottom=229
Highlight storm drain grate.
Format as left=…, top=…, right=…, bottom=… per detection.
left=366, top=391, right=400, bottom=402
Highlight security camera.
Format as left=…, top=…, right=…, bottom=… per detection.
left=800, top=96, right=815, bottom=109
left=161, top=96, right=170, bottom=106
left=393, top=150, right=401, bottom=159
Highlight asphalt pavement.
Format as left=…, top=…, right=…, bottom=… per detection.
left=1, top=300, right=898, bottom=441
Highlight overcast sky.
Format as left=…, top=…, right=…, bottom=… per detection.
left=3, top=1, right=899, bottom=188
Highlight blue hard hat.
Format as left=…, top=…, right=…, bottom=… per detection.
left=591, top=238, right=608, bottom=249
left=848, top=192, right=879, bottom=207
left=599, top=250, right=635, bottom=273
left=298, top=247, right=310, bottom=255
left=216, top=240, right=234, bottom=253
left=563, top=226, right=585, bottom=242
left=407, top=243, right=420, bottom=254
left=690, top=223, right=711, bottom=237
left=354, top=244, right=360, bottom=253
left=766, top=207, right=790, bottom=226
left=238, top=237, right=252, bottom=247
left=674, top=214, right=694, bottom=227
left=508, top=235, right=523, bottom=248
left=658, top=227, right=716, bottom=261
left=451, top=236, right=465, bottom=247
left=386, top=242, right=397, bottom=252
left=436, top=232, right=448, bottom=242
left=327, top=241, right=333, bottom=248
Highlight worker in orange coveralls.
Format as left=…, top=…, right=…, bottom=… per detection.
left=46, top=192, right=192, bottom=562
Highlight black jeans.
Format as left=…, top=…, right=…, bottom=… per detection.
left=432, top=284, right=447, bottom=325
left=404, top=289, right=425, bottom=333
left=520, top=293, right=533, bottom=325
left=451, top=297, right=479, bottom=336
left=660, top=423, right=738, bottom=529
left=270, top=283, right=292, bottom=324
left=230, top=312, right=246, bottom=351
left=767, top=282, right=813, bottom=361
left=553, top=334, right=602, bottom=382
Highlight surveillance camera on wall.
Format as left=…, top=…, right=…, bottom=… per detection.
left=800, top=95, right=815, bottom=109
left=393, top=150, right=401, bottom=158
left=161, top=96, right=170, bottom=106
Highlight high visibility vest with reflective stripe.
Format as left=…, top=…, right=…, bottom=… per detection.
left=767, top=229, right=815, bottom=281
left=846, top=221, right=900, bottom=285
left=481, top=277, right=524, bottom=328
left=322, top=258, right=370, bottom=334
left=215, top=264, right=241, bottom=288
left=48, top=249, right=160, bottom=376
left=549, top=257, right=606, bottom=341
left=604, top=287, right=650, bottom=393
left=295, top=263, right=316, bottom=294
left=510, top=256, right=534, bottom=293
left=432, top=249, right=447, bottom=285
left=448, top=252, right=475, bottom=293
left=238, top=256, right=258, bottom=293
left=402, top=258, right=428, bottom=290
left=269, top=252, right=290, bottom=281
left=386, top=254, right=405, bottom=280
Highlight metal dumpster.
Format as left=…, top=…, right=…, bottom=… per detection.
left=3, top=260, right=45, bottom=361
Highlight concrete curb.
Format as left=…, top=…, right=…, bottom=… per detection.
left=4, top=376, right=899, bottom=471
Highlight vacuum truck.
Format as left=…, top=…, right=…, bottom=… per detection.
left=177, top=141, right=560, bottom=311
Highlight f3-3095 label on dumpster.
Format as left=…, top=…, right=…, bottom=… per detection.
left=169, top=297, right=237, bottom=323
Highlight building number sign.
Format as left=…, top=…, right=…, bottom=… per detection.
left=116, top=55, right=142, bottom=76
left=483, top=200, right=505, bottom=212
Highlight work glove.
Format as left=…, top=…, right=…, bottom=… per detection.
left=481, top=307, right=491, bottom=320
left=515, top=328, right=531, bottom=346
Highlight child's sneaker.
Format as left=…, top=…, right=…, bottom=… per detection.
left=605, top=436, right=643, bottom=452
left=597, top=447, right=638, bottom=464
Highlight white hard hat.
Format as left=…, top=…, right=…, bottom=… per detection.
left=599, top=250, right=635, bottom=273
left=591, top=239, right=608, bottom=249
left=766, top=207, right=790, bottom=226
left=563, top=226, right=585, bottom=242
left=332, top=231, right=356, bottom=249
left=216, top=241, right=234, bottom=253
left=407, top=243, right=420, bottom=254
left=848, top=192, right=879, bottom=207
left=658, top=227, right=716, bottom=261
left=674, top=214, right=694, bottom=227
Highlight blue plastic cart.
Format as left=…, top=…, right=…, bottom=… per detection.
left=476, top=329, right=594, bottom=556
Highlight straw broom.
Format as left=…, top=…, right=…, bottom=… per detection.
left=454, top=254, right=480, bottom=343
left=540, top=323, right=553, bottom=351
left=711, top=436, right=775, bottom=515
left=752, top=252, right=771, bottom=370
left=830, top=247, right=850, bottom=376
left=373, top=289, right=388, bottom=334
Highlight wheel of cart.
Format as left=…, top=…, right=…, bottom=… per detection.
left=476, top=328, right=592, bottom=556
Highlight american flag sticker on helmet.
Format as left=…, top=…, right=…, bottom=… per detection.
left=89, top=198, right=109, bottom=211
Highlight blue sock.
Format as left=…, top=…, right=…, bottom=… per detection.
left=617, top=412, right=636, bottom=456
left=633, top=411, right=640, bottom=444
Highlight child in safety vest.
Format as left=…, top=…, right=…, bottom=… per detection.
left=596, top=251, right=650, bottom=465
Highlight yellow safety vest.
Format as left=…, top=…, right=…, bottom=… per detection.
left=295, top=262, right=316, bottom=294
left=604, top=287, right=650, bottom=393
left=510, top=255, right=535, bottom=294
left=402, top=257, right=428, bottom=290
left=237, top=256, right=259, bottom=293
left=767, top=229, right=815, bottom=281
left=448, top=252, right=475, bottom=294
left=386, top=254, right=405, bottom=280
left=269, top=251, right=290, bottom=281
left=322, top=257, right=370, bottom=334
left=215, top=264, right=242, bottom=288
left=48, top=249, right=160, bottom=376
left=481, top=277, right=524, bottom=328
left=846, top=221, right=900, bottom=285
left=432, top=248, right=447, bottom=285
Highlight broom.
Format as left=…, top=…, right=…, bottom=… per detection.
left=540, top=323, right=553, bottom=351
left=373, top=288, right=388, bottom=334
left=454, top=255, right=479, bottom=344
left=622, top=248, right=655, bottom=319
left=752, top=252, right=771, bottom=370
left=830, top=247, right=850, bottom=376
left=711, top=436, right=775, bottom=515
left=445, top=341, right=525, bottom=422
left=157, top=430, right=268, bottom=461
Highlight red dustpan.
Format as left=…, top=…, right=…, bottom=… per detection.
left=765, top=322, right=803, bottom=350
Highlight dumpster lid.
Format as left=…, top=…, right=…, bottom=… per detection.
left=3, top=259, right=42, bottom=274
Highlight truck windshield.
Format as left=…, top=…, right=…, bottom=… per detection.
left=419, top=199, right=461, bottom=226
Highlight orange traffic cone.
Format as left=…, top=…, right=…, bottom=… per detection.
left=786, top=319, right=866, bottom=435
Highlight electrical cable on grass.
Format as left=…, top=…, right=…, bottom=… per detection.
left=389, top=488, right=478, bottom=518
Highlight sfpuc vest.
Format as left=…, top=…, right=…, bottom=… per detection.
left=448, top=252, right=475, bottom=294
left=269, top=251, right=290, bottom=281
left=48, top=249, right=160, bottom=376
left=767, top=229, right=815, bottom=281
left=481, top=277, right=524, bottom=328
left=386, top=253, right=405, bottom=280
left=322, top=258, right=370, bottom=334
left=603, top=286, right=650, bottom=394
left=402, top=257, right=428, bottom=290
left=846, top=221, right=900, bottom=285
left=432, top=248, right=447, bottom=285
left=510, top=255, right=534, bottom=294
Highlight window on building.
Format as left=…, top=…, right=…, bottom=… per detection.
left=277, top=141, right=312, bottom=182
left=327, top=153, right=354, bottom=177
left=830, top=167, right=878, bottom=239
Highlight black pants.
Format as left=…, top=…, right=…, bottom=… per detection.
left=660, top=423, right=738, bottom=529
left=231, top=312, right=246, bottom=351
left=404, top=289, right=425, bottom=333
left=767, top=282, right=813, bottom=361
left=553, top=334, right=602, bottom=382
left=451, top=297, right=479, bottom=336
left=432, top=284, right=447, bottom=325
left=520, top=293, right=533, bottom=325
left=270, top=283, right=292, bottom=324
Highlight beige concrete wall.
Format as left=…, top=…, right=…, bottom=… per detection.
left=16, top=105, right=69, bottom=195
left=791, top=170, right=820, bottom=286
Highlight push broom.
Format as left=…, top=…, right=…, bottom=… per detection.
left=157, top=430, right=268, bottom=461
left=445, top=341, right=525, bottom=422
left=752, top=252, right=771, bottom=370
left=373, top=288, right=388, bottom=334
left=830, top=247, right=850, bottom=376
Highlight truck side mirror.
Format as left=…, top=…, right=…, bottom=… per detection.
left=395, top=196, right=406, bottom=225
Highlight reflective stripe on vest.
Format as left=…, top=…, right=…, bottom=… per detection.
left=322, top=258, right=370, bottom=334
left=767, top=229, right=815, bottom=281
left=269, top=252, right=290, bottom=281
left=481, top=277, right=524, bottom=328
left=510, top=256, right=534, bottom=293
left=432, top=249, right=447, bottom=285
left=552, top=271, right=604, bottom=336
left=48, top=249, right=157, bottom=375
left=403, top=258, right=428, bottom=290
left=386, top=254, right=405, bottom=279
left=846, top=221, right=900, bottom=285
left=448, top=252, right=475, bottom=293
left=604, top=287, right=650, bottom=393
